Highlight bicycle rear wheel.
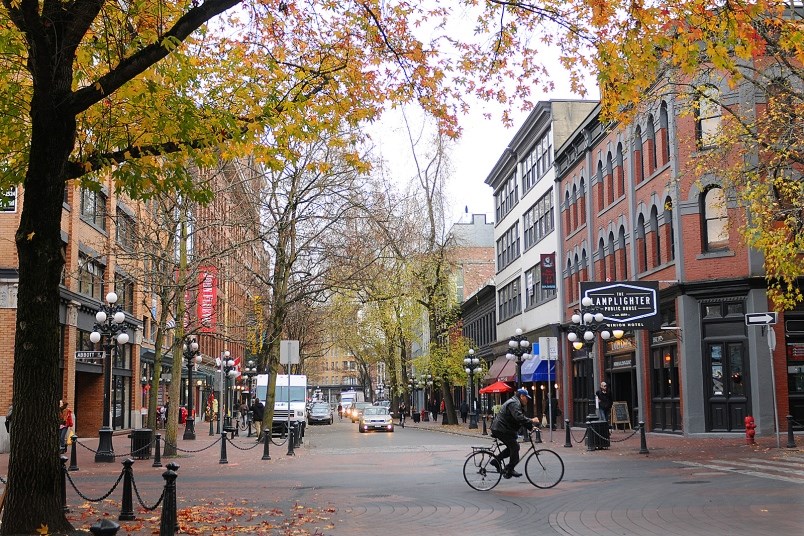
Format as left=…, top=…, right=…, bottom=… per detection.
left=463, top=450, right=502, bottom=491
left=524, top=449, right=564, bottom=489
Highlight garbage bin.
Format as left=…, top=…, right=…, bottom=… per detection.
left=129, top=428, right=152, bottom=459
left=586, top=420, right=610, bottom=450
left=412, top=412, right=420, bottom=423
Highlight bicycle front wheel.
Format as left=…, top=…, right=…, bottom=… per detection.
left=524, top=449, right=564, bottom=489
left=463, top=450, right=502, bottom=491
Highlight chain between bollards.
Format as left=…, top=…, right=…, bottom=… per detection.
left=119, top=459, right=135, bottom=521
left=69, top=435, right=79, bottom=471
left=158, top=462, right=179, bottom=536
left=639, top=421, right=649, bottom=454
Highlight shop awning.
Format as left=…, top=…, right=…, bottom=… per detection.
left=482, top=356, right=508, bottom=383
left=521, top=358, right=556, bottom=383
left=497, top=359, right=517, bottom=382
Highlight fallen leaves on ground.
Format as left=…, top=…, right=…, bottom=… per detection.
left=67, top=500, right=336, bottom=534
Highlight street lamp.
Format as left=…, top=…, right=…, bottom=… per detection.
left=506, top=328, right=530, bottom=388
left=182, top=337, right=202, bottom=440
left=241, top=361, right=257, bottom=436
left=215, top=351, right=239, bottom=432
left=90, top=291, right=129, bottom=462
left=464, top=348, right=481, bottom=429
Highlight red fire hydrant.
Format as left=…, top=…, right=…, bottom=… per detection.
left=744, top=415, right=756, bottom=444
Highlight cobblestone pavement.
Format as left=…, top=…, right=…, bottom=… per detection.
left=1, top=420, right=802, bottom=535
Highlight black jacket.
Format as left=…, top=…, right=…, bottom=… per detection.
left=596, top=389, right=613, bottom=411
left=491, top=396, right=533, bottom=436
left=250, top=400, right=265, bottom=421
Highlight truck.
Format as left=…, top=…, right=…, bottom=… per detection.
left=339, top=389, right=364, bottom=408
left=255, top=374, right=308, bottom=436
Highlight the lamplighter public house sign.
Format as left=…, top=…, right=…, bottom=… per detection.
left=580, top=281, right=661, bottom=330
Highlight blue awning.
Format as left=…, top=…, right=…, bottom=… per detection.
left=520, top=358, right=556, bottom=383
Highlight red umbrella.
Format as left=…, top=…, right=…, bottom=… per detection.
left=479, top=381, right=514, bottom=394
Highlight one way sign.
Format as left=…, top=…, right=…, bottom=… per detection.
left=745, top=312, right=777, bottom=326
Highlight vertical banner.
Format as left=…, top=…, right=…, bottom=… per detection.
left=198, top=266, right=218, bottom=333
left=540, top=253, right=556, bottom=290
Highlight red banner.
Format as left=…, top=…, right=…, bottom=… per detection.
left=198, top=266, right=218, bottom=333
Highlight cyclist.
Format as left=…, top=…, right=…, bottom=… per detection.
left=337, top=403, right=343, bottom=421
left=398, top=401, right=407, bottom=427
left=490, top=388, right=540, bottom=479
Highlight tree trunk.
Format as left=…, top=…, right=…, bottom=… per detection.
left=3, top=107, right=76, bottom=532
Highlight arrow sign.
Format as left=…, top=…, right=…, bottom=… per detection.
left=745, top=312, right=777, bottom=326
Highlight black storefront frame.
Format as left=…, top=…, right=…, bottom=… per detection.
left=603, top=335, right=637, bottom=427
left=786, top=315, right=804, bottom=430
left=650, top=329, right=681, bottom=432
left=571, top=348, right=594, bottom=425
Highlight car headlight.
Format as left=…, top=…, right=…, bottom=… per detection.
left=296, top=410, right=304, bottom=417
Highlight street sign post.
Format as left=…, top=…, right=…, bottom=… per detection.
left=744, top=312, right=777, bottom=326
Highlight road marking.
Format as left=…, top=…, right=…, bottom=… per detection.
left=675, top=461, right=804, bottom=484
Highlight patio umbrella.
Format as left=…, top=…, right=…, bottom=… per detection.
left=479, top=381, right=514, bottom=394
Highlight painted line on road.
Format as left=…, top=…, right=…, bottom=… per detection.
left=674, top=461, right=804, bottom=484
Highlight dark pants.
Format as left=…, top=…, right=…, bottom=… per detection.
left=491, top=430, right=520, bottom=473
left=460, top=412, right=468, bottom=423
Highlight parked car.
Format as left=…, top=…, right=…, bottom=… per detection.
left=374, top=400, right=391, bottom=408
left=358, top=406, right=394, bottom=433
left=308, top=402, right=334, bottom=425
left=349, top=402, right=374, bottom=423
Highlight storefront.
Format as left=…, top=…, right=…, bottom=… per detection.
left=603, top=335, right=637, bottom=427
left=650, top=329, right=681, bottom=432
left=785, top=313, right=804, bottom=430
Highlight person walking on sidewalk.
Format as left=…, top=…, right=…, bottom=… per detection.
left=250, top=398, right=265, bottom=441
left=460, top=400, right=469, bottom=424
left=596, top=382, right=613, bottom=424
left=398, top=401, right=407, bottom=427
left=59, top=400, right=73, bottom=453
left=490, top=388, right=540, bottom=479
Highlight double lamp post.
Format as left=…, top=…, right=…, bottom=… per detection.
left=464, top=349, right=481, bottom=429
left=182, top=337, right=202, bottom=440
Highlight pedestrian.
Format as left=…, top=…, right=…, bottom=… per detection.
left=439, top=398, right=446, bottom=421
left=337, top=403, right=343, bottom=420
left=250, top=397, right=265, bottom=441
left=430, top=399, right=438, bottom=422
left=5, top=404, right=11, bottom=433
left=596, top=381, right=613, bottom=424
left=398, top=401, right=407, bottom=427
left=211, top=396, right=219, bottom=422
left=460, top=400, right=469, bottom=424
left=59, top=400, right=73, bottom=453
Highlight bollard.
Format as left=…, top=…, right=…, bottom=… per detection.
left=295, top=423, right=302, bottom=448
left=209, top=416, right=214, bottom=436
left=152, top=434, right=162, bottom=468
left=158, top=462, right=179, bottom=536
left=219, top=432, right=228, bottom=464
left=533, top=427, right=542, bottom=444
left=119, top=459, right=135, bottom=521
left=564, top=419, right=572, bottom=448
left=442, top=411, right=448, bottom=426
left=69, top=435, right=79, bottom=471
left=586, top=421, right=595, bottom=452
left=639, top=421, right=649, bottom=454
left=90, top=519, right=121, bottom=536
left=60, top=455, right=69, bottom=514
left=261, top=429, right=271, bottom=460
left=786, top=415, right=796, bottom=448
left=286, top=425, right=296, bottom=456
left=481, top=414, right=488, bottom=436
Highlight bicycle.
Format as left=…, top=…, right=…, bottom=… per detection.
left=463, top=430, right=564, bottom=491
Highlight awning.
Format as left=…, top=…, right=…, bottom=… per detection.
left=482, top=356, right=509, bottom=383
left=497, top=359, right=517, bottom=382
left=521, top=358, right=556, bottom=383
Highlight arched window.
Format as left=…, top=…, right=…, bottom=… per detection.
left=702, top=186, right=729, bottom=251
left=596, top=161, right=605, bottom=212
left=564, top=190, right=572, bottom=232
left=579, top=178, right=586, bottom=225
left=566, top=258, right=574, bottom=302
left=571, top=184, right=578, bottom=230
left=581, top=249, right=588, bottom=282
left=664, top=197, right=675, bottom=260
left=646, top=115, right=657, bottom=174
left=696, top=86, right=721, bottom=149
left=606, top=152, right=614, bottom=206
left=616, top=143, right=625, bottom=197
left=634, top=126, right=645, bottom=184
left=608, top=231, right=617, bottom=281
left=618, top=226, right=628, bottom=279
left=636, top=214, right=647, bottom=273
left=659, top=102, right=670, bottom=165
left=650, top=206, right=661, bottom=267
left=598, top=238, right=607, bottom=282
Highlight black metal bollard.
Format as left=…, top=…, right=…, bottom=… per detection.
left=219, top=432, right=228, bottom=464
left=287, top=425, right=296, bottom=456
left=90, top=519, right=120, bottom=535
left=533, top=427, right=542, bottom=443
left=152, top=434, right=162, bottom=468
left=295, top=423, right=302, bottom=447
left=119, top=458, right=135, bottom=521
left=586, top=420, right=595, bottom=452
left=442, top=411, right=448, bottom=426
left=209, top=416, right=214, bottom=436
left=60, top=455, right=69, bottom=514
left=262, top=429, right=271, bottom=460
left=787, top=415, right=797, bottom=448
left=564, top=419, right=572, bottom=448
left=69, top=435, right=79, bottom=471
left=481, top=414, right=488, bottom=436
left=158, top=462, right=179, bottom=536
left=639, top=421, right=649, bottom=454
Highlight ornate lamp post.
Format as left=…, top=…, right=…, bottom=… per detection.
left=215, top=351, right=239, bottom=431
left=506, top=328, right=530, bottom=388
left=464, top=348, right=481, bottom=429
left=90, top=292, right=129, bottom=462
left=182, top=337, right=202, bottom=440
left=566, top=296, right=624, bottom=417
left=241, top=360, right=257, bottom=436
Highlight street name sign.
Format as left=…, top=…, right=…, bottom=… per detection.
left=744, top=312, right=777, bottom=326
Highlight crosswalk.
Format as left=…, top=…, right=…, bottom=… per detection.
left=675, top=453, right=804, bottom=484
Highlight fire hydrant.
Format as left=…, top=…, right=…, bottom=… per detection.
left=744, top=415, right=756, bottom=444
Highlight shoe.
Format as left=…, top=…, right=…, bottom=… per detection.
left=489, top=458, right=501, bottom=472
left=505, top=470, right=523, bottom=478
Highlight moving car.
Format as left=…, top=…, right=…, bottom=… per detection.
left=358, top=406, right=394, bottom=433
left=349, top=402, right=374, bottom=423
left=308, top=402, right=334, bottom=425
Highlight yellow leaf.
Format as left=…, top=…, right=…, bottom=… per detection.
left=36, top=524, right=48, bottom=535
left=26, top=231, right=35, bottom=241
left=93, top=82, right=104, bottom=95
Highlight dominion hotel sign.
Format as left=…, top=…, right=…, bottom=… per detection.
left=579, top=281, right=661, bottom=330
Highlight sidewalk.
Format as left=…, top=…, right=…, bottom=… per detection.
left=403, top=413, right=804, bottom=461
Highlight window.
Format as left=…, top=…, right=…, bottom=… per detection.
left=498, top=278, right=521, bottom=322
left=523, top=188, right=554, bottom=249
left=81, top=188, right=107, bottom=230
left=606, top=153, right=614, bottom=206
left=494, top=174, right=518, bottom=222
left=634, top=126, right=644, bottom=183
left=696, top=87, right=721, bottom=148
left=116, top=208, right=135, bottom=250
left=664, top=197, right=675, bottom=260
left=115, top=274, right=134, bottom=313
left=78, top=253, right=104, bottom=299
left=636, top=214, right=647, bottom=273
left=1, top=187, right=17, bottom=212
left=646, top=115, right=657, bottom=173
left=702, top=186, right=729, bottom=251
left=650, top=206, right=661, bottom=267
left=598, top=238, right=607, bottom=282
left=496, top=223, right=520, bottom=271
left=659, top=102, right=670, bottom=165
left=524, top=263, right=556, bottom=309
left=615, top=144, right=625, bottom=198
